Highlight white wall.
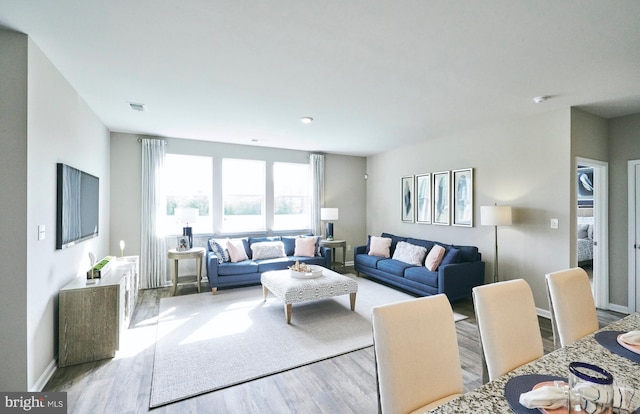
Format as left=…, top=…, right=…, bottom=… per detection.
left=0, top=29, right=29, bottom=392
left=366, top=109, right=572, bottom=310
left=0, top=31, right=110, bottom=391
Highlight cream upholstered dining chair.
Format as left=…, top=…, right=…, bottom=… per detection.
left=473, top=279, right=544, bottom=383
left=545, top=267, right=599, bottom=349
left=371, top=294, right=463, bottom=414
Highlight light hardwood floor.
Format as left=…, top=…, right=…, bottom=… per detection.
left=44, top=267, right=625, bottom=414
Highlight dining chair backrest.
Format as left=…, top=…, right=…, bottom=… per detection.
left=371, top=294, right=464, bottom=414
left=472, top=279, right=544, bottom=383
left=545, top=267, right=599, bottom=349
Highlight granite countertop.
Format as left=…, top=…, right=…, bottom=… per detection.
left=429, top=313, right=640, bottom=413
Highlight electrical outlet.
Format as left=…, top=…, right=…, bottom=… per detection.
left=550, top=218, right=559, bottom=229
left=347, top=245, right=351, bottom=251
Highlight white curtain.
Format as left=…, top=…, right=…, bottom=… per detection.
left=140, top=139, right=167, bottom=289
left=310, top=154, right=325, bottom=236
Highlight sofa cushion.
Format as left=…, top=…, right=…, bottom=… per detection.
left=251, top=241, right=286, bottom=260
left=440, top=247, right=461, bottom=266
left=404, top=266, right=439, bottom=288
left=256, top=257, right=294, bottom=272
left=392, top=241, right=427, bottom=266
left=452, top=245, right=479, bottom=262
left=377, top=259, right=414, bottom=277
left=380, top=232, right=407, bottom=256
left=227, top=239, right=249, bottom=262
left=425, top=244, right=446, bottom=271
left=217, top=260, right=259, bottom=276
left=406, top=237, right=435, bottom=252
left=356, top=253, right=385, bottom=269
left=294, top=236, right=316, bottom=257
left=369, top=236, right=392, bottom=257
left=208, top=239, right=230, bottom=263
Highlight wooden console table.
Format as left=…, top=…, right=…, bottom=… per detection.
left=58, top=257, right=138, bottom=367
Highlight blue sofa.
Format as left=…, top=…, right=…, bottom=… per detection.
left=354, top=233, right=485, bottom=301
left=206, top=236, right=332, bottom=293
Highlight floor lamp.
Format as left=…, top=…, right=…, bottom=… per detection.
left=480, top=204, right=512, bottom=283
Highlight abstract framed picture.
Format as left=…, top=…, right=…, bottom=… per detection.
left=401, top=175, right=415, bottom=223
left=432, top=171, right=450, bottom=225
left=452, top=168, right=473, bottom=227
left=415, top=173, right=431, bottom=224
left=577, top=166, right=594, bottom=208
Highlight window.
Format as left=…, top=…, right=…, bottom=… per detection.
left=273, top=162, right=310, bottom=230
left=222, top=158, right=265, bottom=232
left=164, top=154, right=212, bottom=235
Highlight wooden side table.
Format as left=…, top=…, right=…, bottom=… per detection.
left=167, top=247, right=205, bottom=295
left=319, top=239, right=347, bottom=272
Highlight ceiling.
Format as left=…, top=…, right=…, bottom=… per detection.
left=2, top=1, right=640, bottom=157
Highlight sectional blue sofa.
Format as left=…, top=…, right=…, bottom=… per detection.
left=354, top=232, right=485, bottom=301
left=206, top=235, right=331, bottom=293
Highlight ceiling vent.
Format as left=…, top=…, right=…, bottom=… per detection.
left=128, top=102, right=146, bottom=112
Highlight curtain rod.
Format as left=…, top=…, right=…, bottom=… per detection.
left=137, top=138, right=167, bottom=143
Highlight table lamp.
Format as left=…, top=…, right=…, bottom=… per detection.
left=175, top=207, right=198, bottom=248
left=480, top=204, right=512, bottom=283
left=321, top=208, right=339, bottom=240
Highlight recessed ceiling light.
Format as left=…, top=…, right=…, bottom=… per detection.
left=533, top=96, right=550, bottom=104
left=300, top=116, right=314, bottom=124
left=128, top=102, right=146, bottom=112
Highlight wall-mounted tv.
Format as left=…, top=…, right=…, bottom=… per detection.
left=56, top=163, right=100, bottom=250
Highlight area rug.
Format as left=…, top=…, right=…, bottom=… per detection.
left=149, top=274, right=467, bottom=407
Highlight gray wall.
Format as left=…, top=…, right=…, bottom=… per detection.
left=0, top=29, right=29, bottom=392
left=109, top=133, right=367, bottom=277
left=366, top=109, right=572, bottom=311
left=609, top=113, right=640, bottom=306
left=0, top=29, right=110, bottom=391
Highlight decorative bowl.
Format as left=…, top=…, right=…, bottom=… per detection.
left=290, top=266, right=323, bottom=279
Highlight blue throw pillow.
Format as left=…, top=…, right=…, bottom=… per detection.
left=208, top=239, right=230, bottom=264
left=440, top=247, right=461, bottom=267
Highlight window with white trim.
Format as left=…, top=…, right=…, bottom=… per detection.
left=273, top=162, right=310, bottom=230
left=222, top=158, right=266, bottom=232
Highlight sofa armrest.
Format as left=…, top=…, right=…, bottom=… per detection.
left=319, top=246, right=332, bottom=268
left=206, top=252, right=220, bottom=291
left=354, top=245, right=367, bottom=255
left=438, top=261, right=485, bottom=302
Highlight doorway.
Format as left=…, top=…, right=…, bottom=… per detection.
left=576, top=157, right=609, bottom=309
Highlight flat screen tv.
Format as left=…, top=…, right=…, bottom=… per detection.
left=56, top=163, right=100, bottom=250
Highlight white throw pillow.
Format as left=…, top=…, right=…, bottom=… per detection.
left=425, top=244, right=446, bottom=271
left=227, top=239, right=249, bottom=263
left=392, top=241, right=427, bottom=266
left=369, top=236, right=392, bottom=258
left=251, top=241, right=286, bottom=260
left=294, top=237, right=316, bottom=257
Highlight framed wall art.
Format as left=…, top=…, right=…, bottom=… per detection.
left=432, top=171, right=450, bottom=225
left=415, top=173, right=431, bottom=224
left=452, top=168, right=473, bottom=227
left=401, top=175, right=414, bottom=223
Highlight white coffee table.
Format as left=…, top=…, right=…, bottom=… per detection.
left=261, top=267, right=358, bottom=324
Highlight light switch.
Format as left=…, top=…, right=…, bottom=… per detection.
left=38, top=224, right=46, bottom=240
left=550, top=219, right=558, bottom=229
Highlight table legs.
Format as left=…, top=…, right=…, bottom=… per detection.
left=171, top=259, right=179, bottom=296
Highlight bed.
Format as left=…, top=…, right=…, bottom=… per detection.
left=577, top=217, right=594, bottom=265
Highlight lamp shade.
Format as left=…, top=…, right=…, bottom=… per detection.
left=320, top=208, right=339, bottom=221
left=480, top=205, right=512, bottom=226
left=175, top=207, right=198, bottom=225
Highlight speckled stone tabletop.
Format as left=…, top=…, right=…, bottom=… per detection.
left=429, top=312, right=640, bottom=413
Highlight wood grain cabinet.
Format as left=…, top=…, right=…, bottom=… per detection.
left=58, top=256, right=139, bottom=367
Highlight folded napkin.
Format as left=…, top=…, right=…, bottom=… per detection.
left=519, top=385, right=568, bottom=409
left=620, top=330, right=640, bottom=345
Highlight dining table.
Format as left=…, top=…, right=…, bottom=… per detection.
left=429, top=312, right=640, bottom=413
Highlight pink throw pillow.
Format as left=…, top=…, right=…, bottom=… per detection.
left=294, top=237, right=316, bottom=257
left=425, top=244, right=446, bottom=271
left=227, top=239, right=249, bottom=263
left=368, top=236, right=392, bottom=258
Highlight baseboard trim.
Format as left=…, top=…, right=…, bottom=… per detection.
left=607, top=303, right=631, bottom=315
left=30, top=356, right=57, bottom=392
